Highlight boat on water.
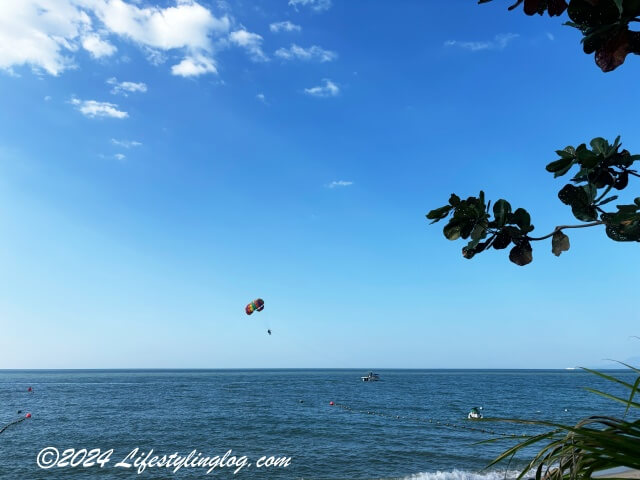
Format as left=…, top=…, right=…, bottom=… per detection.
left=361, top=372, right=380, bottom=382
left=467, top=406, right=483, bottom=419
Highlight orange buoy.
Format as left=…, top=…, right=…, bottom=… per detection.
left=329, top=401, right=334, bottom=406
left=25, top=413, right=31, bottom=418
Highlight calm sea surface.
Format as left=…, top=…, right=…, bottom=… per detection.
left=0, top=369, right=636, bottom=480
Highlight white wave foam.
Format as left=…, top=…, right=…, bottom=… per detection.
left=401, top=469, right=526, bottom=480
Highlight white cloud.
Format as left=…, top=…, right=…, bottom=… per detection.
left=288, top=0, right=332, bottom=12
left=90, top=0, right=230, bottom=76
left=111, top=138, right=142, bottom=148
left=229, top=29, right=268, bottom=62
left=89, top=0, right=230, bottom=50
left=304, top=79, right=339, bottom=98
left=269, top=21, right=301, bottom=33
left=444, top=33, right=519, bottom=52
left=44, top=95, right=52, bottom=101
left=71, top=97, right=128, bottom=118
left=171, top=54, right=217, bottom=76
left=0, top=1, right=89, bottom=75
left=275, top=44, right=336, bottom=62
left=82, top=33, right=117, bottom=58
left=0, top=0, right=252, bottom=78
left=256, top=93, right=266, bottom=103
left=107, top=77, right=147, bottom=95
left=114, top=153, right=126, bottom=160
left=546, top=32, right=555, bottom=41
left=327, top=180, right=353, bottom=188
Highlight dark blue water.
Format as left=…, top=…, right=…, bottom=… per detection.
left=0, top=369, right=637, bottom=479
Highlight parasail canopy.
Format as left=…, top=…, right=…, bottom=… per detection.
left=245, top=298, right=265, bottom=315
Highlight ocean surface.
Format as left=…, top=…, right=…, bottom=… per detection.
left=0, top=369, right=637, bottom=480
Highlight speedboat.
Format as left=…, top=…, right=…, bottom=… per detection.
left=361, top=372, right=380, bottom=382
left=468, top=407, right=483, bottom=419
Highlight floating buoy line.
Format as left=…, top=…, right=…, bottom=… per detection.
left=1, top=387, right=34, bottom=436
left=0, top=414, right=30, bottom=435
left=330, top=402, right=529, bottom=439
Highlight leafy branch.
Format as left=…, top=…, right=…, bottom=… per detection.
left=479, top=0, right=640, bottom=72
left=426, top=136, right=640, bottom=266
left=481, top=364, right=640, bottom=480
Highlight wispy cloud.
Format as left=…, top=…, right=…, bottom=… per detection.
left=289, top=0, right=332, bottom=12
left=82, top=34, right=117, bottom=59
left=114, top=153, right=126, bottom=161
left=229, top=29, right=268, bottom=62
left=304, top=79, right=339, bottom=97
left=107, top=77, right=147, bottom=96
left=111, top=139, right=142, bottom=148
left=171, top=55, right=217, bottom=77
left=71, top=98, right=128, bottom=119
left=275, top=44, right=337, bottom=62
left=546, top=32, right=555, bottom=41
left=327, top=180, right=353, bottom=188
left=269, top=21, right=301, bottom=33
left=256, top=93, right=267, bottom=103
left=444, top=33, right=519, bottom=52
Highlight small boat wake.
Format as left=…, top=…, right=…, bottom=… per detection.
left=399, top=469, right=525, bottom=480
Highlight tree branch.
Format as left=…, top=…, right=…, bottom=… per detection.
left=526, top=221, right=605, bottom=241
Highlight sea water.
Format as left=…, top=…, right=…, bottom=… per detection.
left=0, top=369, right=636, bottom=479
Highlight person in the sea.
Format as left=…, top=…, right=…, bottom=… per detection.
left=267, top=329, right=272, bottom=335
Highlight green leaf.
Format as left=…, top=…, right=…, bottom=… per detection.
left=590, top=137, right=608, bottom=155
left=583, top=184, right=597, bottom=202
left=509, top=241, right=533, bottom=266
left=558, top=184, right=577, bottom=206
left=614, top=171, right=629, bottom=190
left=615, top=204, right=638, bottom=214
left=462, top=245, right=476, bottom=259
left=470, top=222, right=487, bottom=241
left=613, top=0, right=623, bottom=13
left=604, top=215, right=640, bottom=241
left=611, top=135, right=621, bottom=151
left=493, top=199, right=511, bottom=227
left=443, top=221, right=462, bottom=241
left=558, top=184, right=598, bottom=222
left=597, top=195, right=618, bottom=206
left=426, top=205, right=453, bottom=223
left=511, top=208, right=532, bottom=232
left=492, top=230, right=511, bottom=250
left=546, top=157, right=574, bottom=177
left=448, top=193, right=461, bottom=206
left=577, top=147, right=600, bottom=168
left=572, top=204, right=598, bottom=222
left=555, top=149, right=575, bottom=160
left=551, top=231, right=570, bottom=257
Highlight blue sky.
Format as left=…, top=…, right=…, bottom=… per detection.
left=1, top=0, right=639, bottom=369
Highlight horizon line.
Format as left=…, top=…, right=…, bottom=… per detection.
left=0, top=367, right=629, bottom=372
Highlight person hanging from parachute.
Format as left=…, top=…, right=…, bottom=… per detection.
left=245, top=298, right=271, bottom=335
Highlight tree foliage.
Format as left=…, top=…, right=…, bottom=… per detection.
left=484, top=364, right=640, bottom=480
left=426, top=136, right=640, bottom=266
left=479, top=0, right=640, bottom=71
